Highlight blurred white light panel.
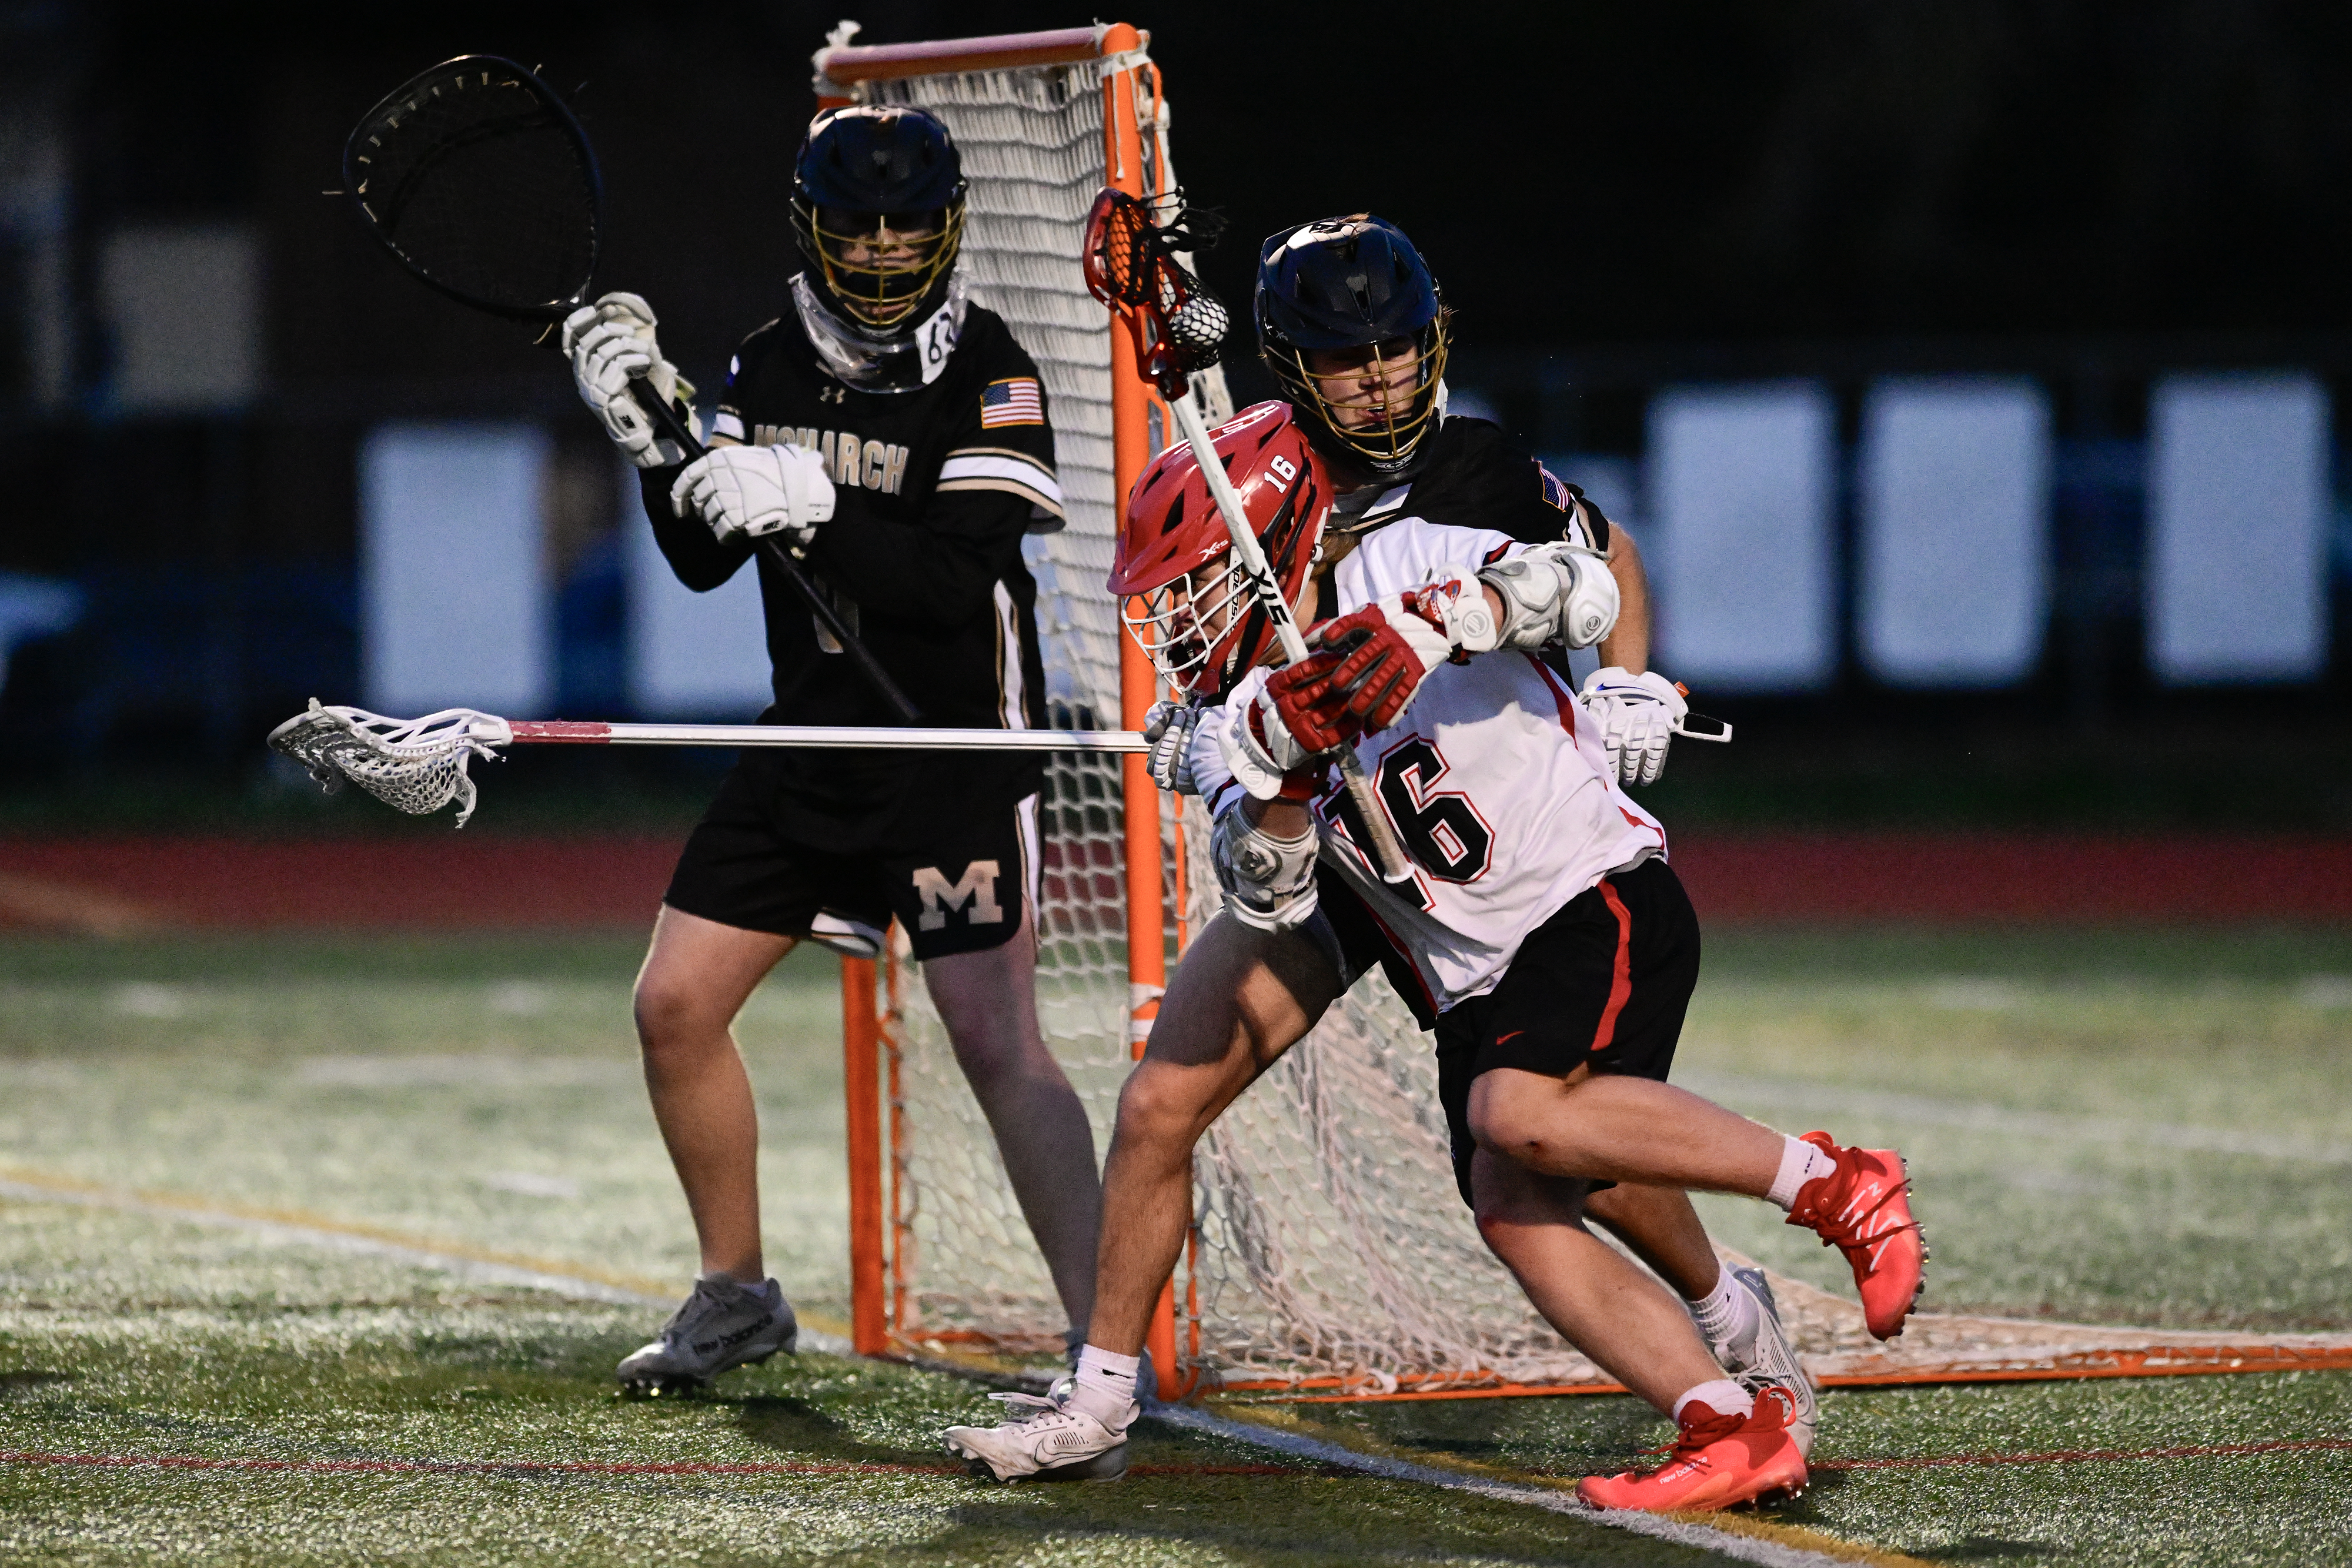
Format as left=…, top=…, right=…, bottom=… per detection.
left=360, top=424, right=551, bottom=716
left=2147, top=374, right=2332, bottom=684
left=626, top=464, right=771, bottom=718
left=1647, top=383, right=1837, bottom=690
left=1859, top=379, right=2051, bottom=686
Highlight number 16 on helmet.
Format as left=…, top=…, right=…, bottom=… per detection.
left=1110, top=401, right=1332, bottom=701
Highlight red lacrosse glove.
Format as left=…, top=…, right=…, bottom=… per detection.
left=1297, top=580, right=1468, bottom=735
left=1264, top=647, right=1359, bottom=754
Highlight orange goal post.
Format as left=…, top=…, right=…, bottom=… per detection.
left=817, top=22, right=2352, bottom=1407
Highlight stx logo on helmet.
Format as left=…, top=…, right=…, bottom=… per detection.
left=911, top=861, right=1003, bottom=930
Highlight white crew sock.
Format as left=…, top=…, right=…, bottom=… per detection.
left=1686, top=1265, right=1753, bottom=1345
left=1766, top=1134, right=1839, bottom=1210
left=1672, top=1378, right=1753, bottom=1424
left=1067, top=1344, right=1141, bottom=1427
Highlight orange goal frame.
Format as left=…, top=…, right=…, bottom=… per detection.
left=821, top=24, right=1195, bottom=1398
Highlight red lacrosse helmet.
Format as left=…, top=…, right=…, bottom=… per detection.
left=1110, top=400, right=1332, bottom=698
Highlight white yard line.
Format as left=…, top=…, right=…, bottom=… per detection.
left=1151, top=1403, right=1876, bottom=1568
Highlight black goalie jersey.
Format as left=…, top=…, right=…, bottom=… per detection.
left=639, top=301, right=1061, bottom=851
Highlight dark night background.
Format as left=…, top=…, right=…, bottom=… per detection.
left=2, top=0, right=2350, bottom=828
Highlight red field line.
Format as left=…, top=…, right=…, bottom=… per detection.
left=1813, top=1436, right=2352, bottom=1472
left=0, top=1450, right=1305, bottom=1480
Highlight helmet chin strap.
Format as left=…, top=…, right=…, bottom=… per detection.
left=791, top=269, right=968, bottom=393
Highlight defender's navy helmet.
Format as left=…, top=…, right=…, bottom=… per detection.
left=791, top=105, right=967, bottom=332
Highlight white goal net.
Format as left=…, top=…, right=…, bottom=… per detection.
left=824, top=28, right=2352, bottom=1400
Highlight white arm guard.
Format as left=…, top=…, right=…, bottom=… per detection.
left=561, top=292, right=697, bottom=469
left=1211, top=801, right=1321, bottom=931
left=670, top=444, right=837, bottom=549
left=1477, top=542, right=1620, bottom=651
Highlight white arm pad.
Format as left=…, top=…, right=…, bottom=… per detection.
left=1215, top=666, right=1315, bottom=801
left=1478, top=541, right=1620, bottom=651
left=1210, top=801, right=1321, bottom=931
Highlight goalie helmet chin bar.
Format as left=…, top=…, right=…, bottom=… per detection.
left=268, top=700, right=1147, bottom=828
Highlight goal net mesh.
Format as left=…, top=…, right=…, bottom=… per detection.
left=843, top=41, right=2352, bottom=1399
left=854, top=49, right=1626, bottom=1390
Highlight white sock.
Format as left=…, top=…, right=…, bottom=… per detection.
left=1766, top=1134, right=1839, bottom=1209
left=1672, top=1378, right=1753, bottom=1424
left=1067, top=1344, right=1140, bottom=1427
left=1686, top=1265, right=1752, bottom=1344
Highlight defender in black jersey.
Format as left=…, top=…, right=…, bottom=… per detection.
left=563, top=105, right=1101, bottom=1393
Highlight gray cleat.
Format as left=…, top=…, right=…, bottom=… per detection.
left=617, top=1272, right=797, bottom=1395
left=1699, top=1266, right=1818, bottom=1457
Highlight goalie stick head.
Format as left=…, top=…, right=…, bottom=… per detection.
left=1110, top=400, right=1331, bottom=698
left=1255, top=213, right=1451, bottom=484
left=791, top=105, right=967, bottom=334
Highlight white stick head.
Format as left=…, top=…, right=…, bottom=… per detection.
left=266, top=701, right=513, bottom=827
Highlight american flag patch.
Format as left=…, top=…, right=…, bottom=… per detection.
left=979, top=377, right=1044, bottom=427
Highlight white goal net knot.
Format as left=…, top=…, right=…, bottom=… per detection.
left=268, top=700, right=513, bottom=827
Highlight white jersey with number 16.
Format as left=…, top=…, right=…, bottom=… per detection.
left=1193, top=516, right=1666, bottom=1015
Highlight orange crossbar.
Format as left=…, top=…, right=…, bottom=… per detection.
left=818, top=27, right=1125, bottom=86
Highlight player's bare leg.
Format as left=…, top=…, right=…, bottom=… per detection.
left=946, top=914, right=1337, bottom=1482
left=1472, top=1069, right=1926, bottom=1340
left=621, top=905, right=800, bottom=1392
left=633, top=905, right=795, bottom=1281
left=1471, top=1154, right=1725, bottom=1412
left=1582, top=1181, right=1716, bottom=1298
left=925, top=908, right=1103, bottom=1334
left=1089, top=914, right=1339, bottom=1354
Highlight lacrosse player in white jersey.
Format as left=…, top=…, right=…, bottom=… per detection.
left=943, top=390, right=1929, bottom=1512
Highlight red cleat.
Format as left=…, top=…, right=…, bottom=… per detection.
left=1576, top=1387, right=1808, bottom=1513
left=1785, top=1131, right=1927, bottom=1340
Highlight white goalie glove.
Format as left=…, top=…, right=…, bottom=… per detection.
left=670, top=444, right=837, bottom=550
left=561, top=292, right=697, bottom=468
left=1579, top=667, right=1688, bottom=787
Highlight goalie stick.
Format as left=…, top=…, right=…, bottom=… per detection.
left=269, top=700, right=1145, bottom=829
left=339, top=55, right=921, bottom=723
left=1083, top=187, right=1417, bottom=885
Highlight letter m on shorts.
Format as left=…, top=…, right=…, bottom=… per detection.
left=911, top=861, right=1004, bottom=931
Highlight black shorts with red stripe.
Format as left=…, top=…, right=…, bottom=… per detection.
left=1426, top=856, right=1701, bottom=1206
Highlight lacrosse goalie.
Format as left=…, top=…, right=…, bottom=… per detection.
left=944, top=391, right=1927, bottom=1506
left=562, top=104, right=1102, bottom=1392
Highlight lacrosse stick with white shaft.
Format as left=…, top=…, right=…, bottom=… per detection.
left=269, top=700, right=1144, bottom=829
left=1082, top=188, right=1417, bottom=885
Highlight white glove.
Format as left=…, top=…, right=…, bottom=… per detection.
left=1215, top=666, right=1318, bottom=802
left=1579, top=667, right=1688, bottom=787
left=1141, top=699, right=1204, bottom=795
left=670, top=444, right=837, bottom=549
left=560, top=292, right=696, bottom=468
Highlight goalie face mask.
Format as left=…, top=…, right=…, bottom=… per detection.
left=1255, top=213, right=1452, bottom=484
left=791, top=105, right=967, bottom=333
left=1110, top=400, right=1331, bottom=700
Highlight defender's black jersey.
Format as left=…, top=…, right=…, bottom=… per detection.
left=640, top=298, right=1063, bottom=850
left=1311, top=416, right=1610, bottom=621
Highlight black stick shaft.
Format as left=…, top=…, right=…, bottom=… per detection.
left=627, top=375, right=924, bottom=723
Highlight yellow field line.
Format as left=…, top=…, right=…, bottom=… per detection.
left=0, top=1162, right=858, bottom=1346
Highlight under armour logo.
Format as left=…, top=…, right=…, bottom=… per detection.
left=819, top=385, right=847, bottom=404
left=911, top=861, right=1004, bottom=930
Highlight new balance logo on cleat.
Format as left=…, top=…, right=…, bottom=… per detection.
left=617, top=1275, right=799, bottom=1396
left=1785, top=1132, right=1927, bottom=1340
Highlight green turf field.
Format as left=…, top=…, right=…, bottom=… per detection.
left=2, top=927, right=2348, bottom=1565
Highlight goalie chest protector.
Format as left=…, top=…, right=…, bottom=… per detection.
left=693, top=300, right=1063, bottom=845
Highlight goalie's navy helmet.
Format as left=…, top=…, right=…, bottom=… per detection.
left=790, top=105, right=967, bottom=334
left=1255, top=214, right=1451, bottom=484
